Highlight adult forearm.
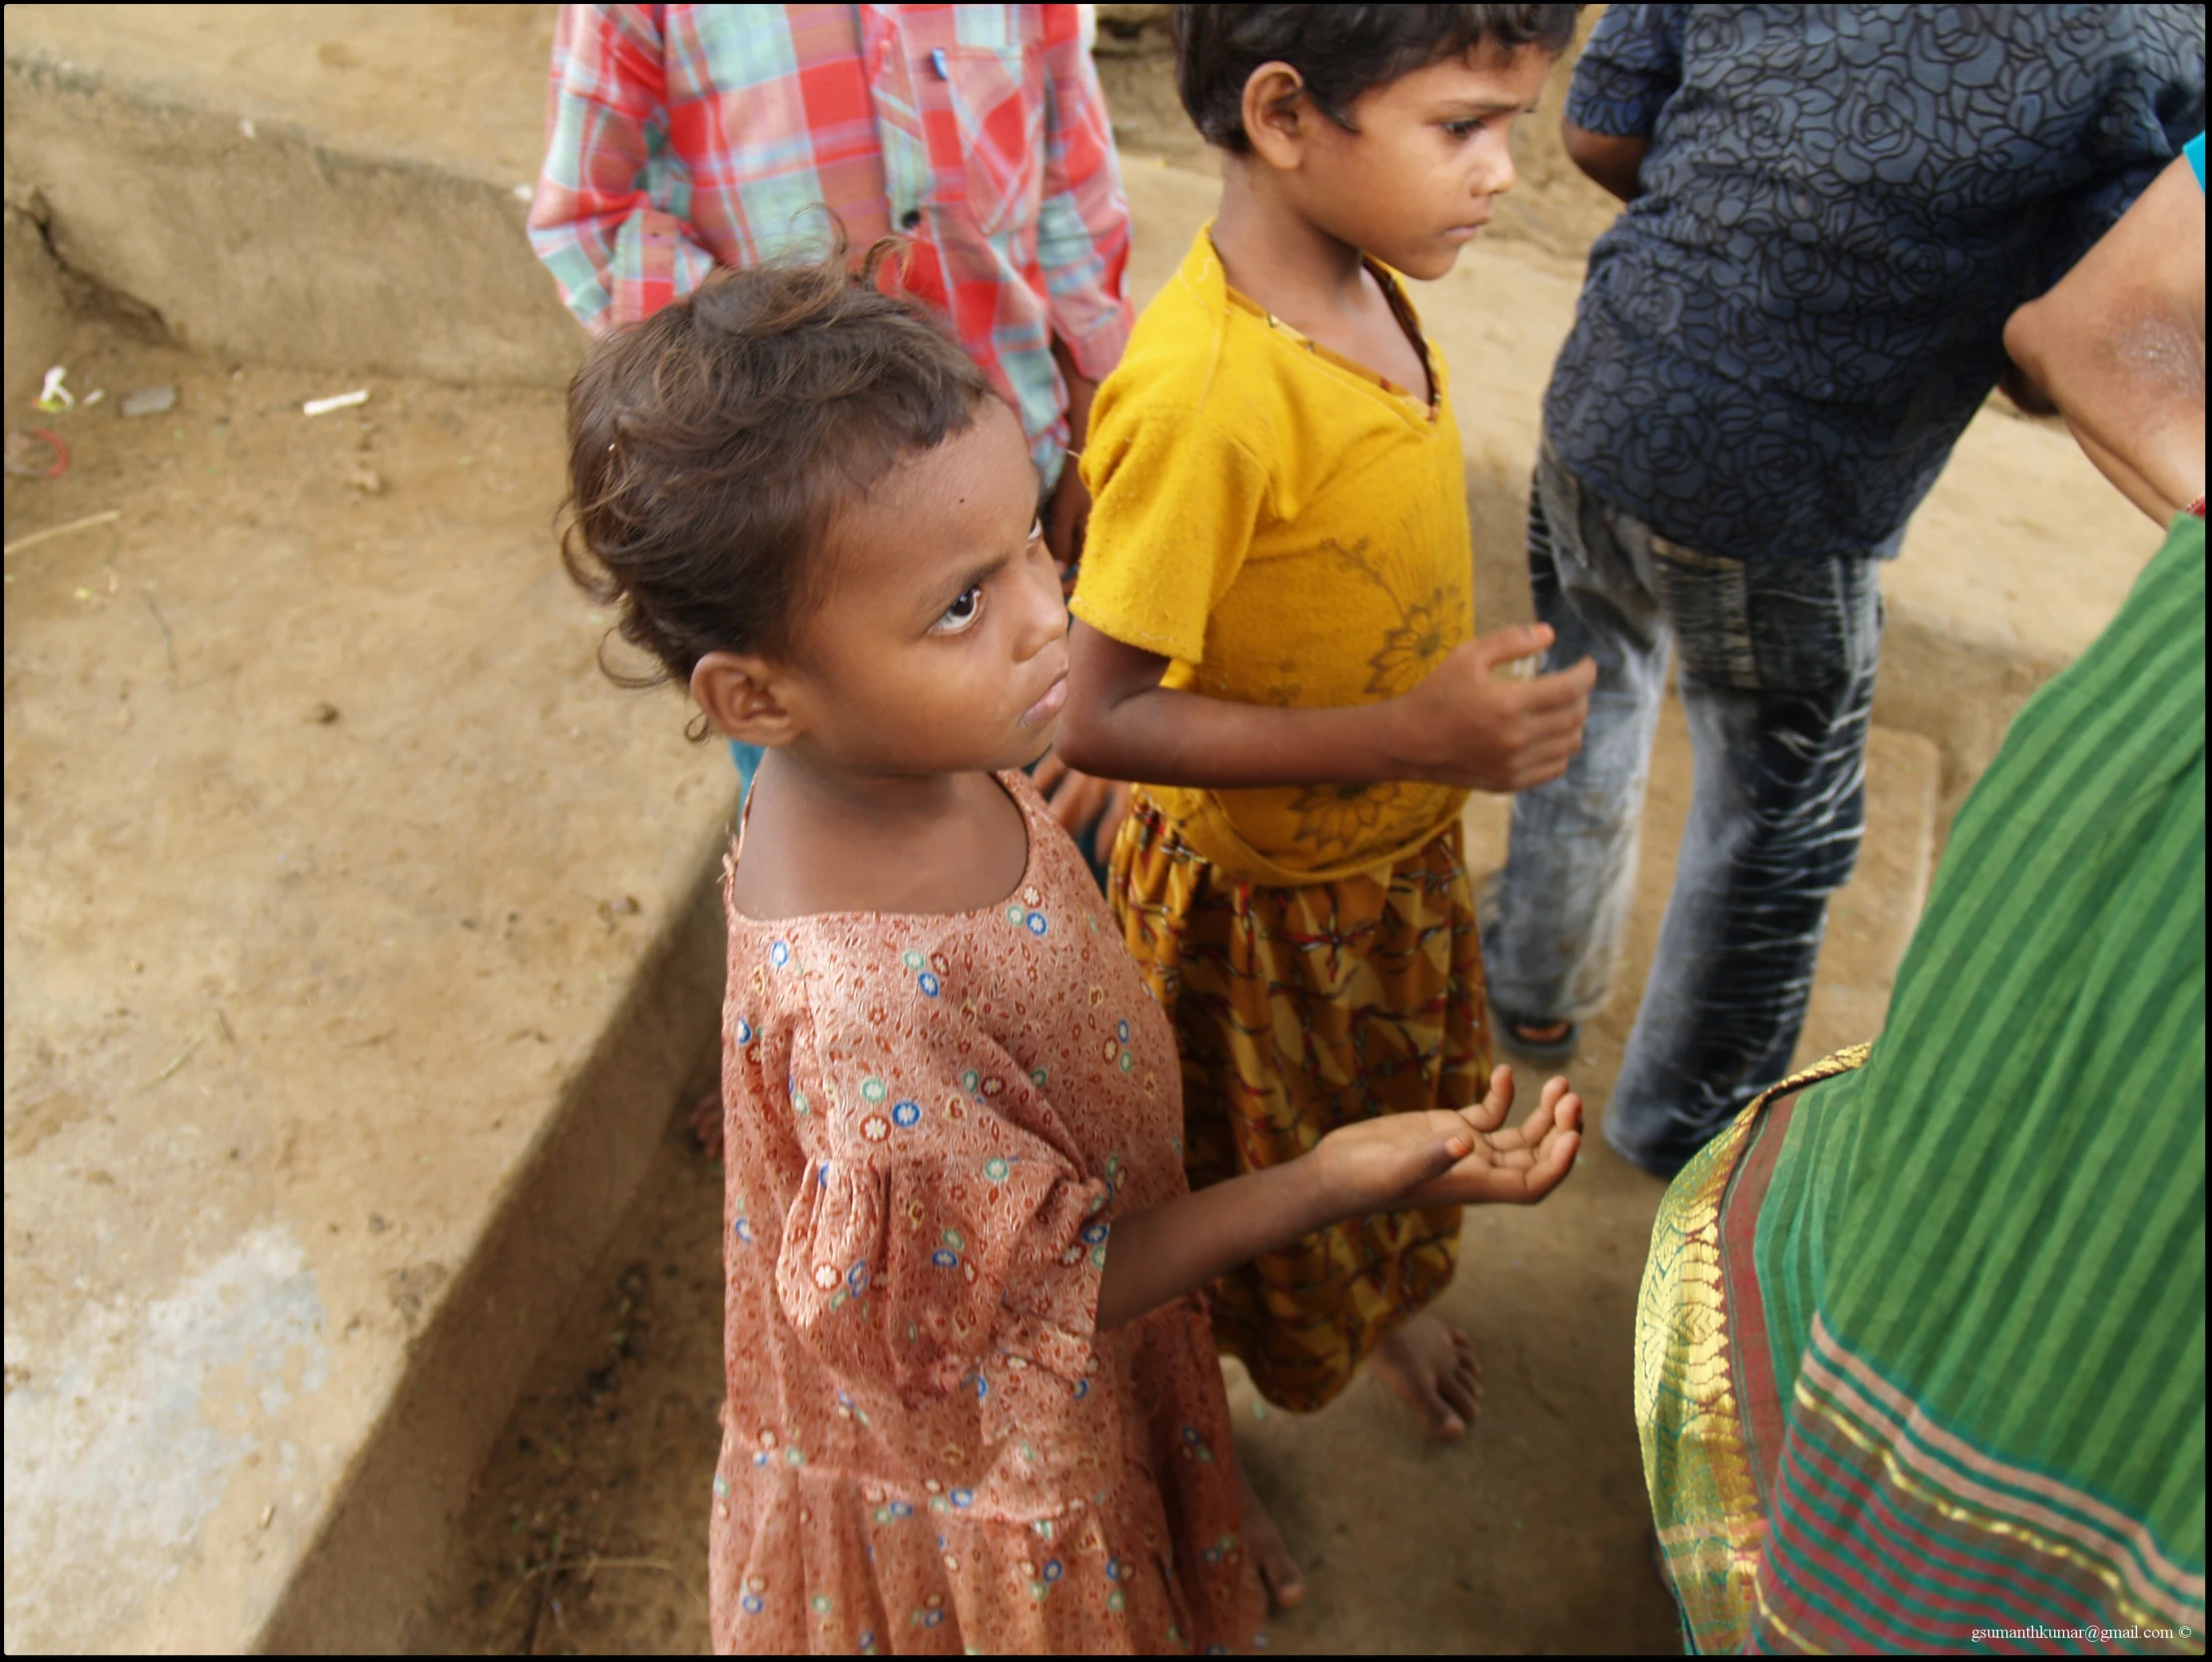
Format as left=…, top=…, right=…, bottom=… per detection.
left=1056, top=680, right=1416, bottom=790
left=1998, top=153, right=2206, bottom=524
left=2065, top=415, right=2201, bottom=524
left=1095, top=1160, right=1336, bottom=1329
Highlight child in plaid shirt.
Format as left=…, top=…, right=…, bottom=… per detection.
left=529, top=2, right=1137, bottom=870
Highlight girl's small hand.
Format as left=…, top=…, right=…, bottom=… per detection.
left=1313, top=1066, right=1582, bottom=1215
left=1394, top=626, right=1597, bottom=792
left=1099, top=1069, right=1577, bottom=1332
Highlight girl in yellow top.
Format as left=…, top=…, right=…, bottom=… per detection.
left=1057, top=4, right=1595, bottom=1605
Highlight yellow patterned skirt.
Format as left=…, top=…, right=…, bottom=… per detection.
left=1107, top=788, right=1491, bottom=1412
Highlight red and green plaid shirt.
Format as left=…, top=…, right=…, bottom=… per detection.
left=528, top=4, right=1132, bottom=482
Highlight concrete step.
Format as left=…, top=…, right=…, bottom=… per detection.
left=3, top=4, right=580, bottom=396
left=3, top=334, right=734, bottom=1653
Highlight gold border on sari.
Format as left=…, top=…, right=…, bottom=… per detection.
left=1633, top=1044, right=1870, bottom=1650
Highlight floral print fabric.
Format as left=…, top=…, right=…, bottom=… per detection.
left=709, top=771, right=1264, bottom=1654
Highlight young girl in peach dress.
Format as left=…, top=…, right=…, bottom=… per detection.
left=558, top=247, right=1584, bottom=1655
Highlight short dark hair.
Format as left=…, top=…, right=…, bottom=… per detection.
left=558, top=238, right=998, bottom=729
left=1171, top=4, right=1580, bottom=153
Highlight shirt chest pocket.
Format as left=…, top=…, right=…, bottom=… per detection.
left=918, top=44, right=1047, bottom=240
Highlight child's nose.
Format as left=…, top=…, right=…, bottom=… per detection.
left=1477, top=136, right=1517, bottom=198
left=1016, top=546, right=1070, bottom=658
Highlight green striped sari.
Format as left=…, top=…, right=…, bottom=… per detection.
left=1637, top=512, right=2206, bottom=1653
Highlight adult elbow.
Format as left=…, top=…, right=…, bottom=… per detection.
left=2002, top=300, right=2062, bottom=410
left=2002, top=301, right=2048, bottom=388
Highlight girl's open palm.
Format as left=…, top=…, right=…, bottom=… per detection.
left=1316, top=1066, right=1582, bottom=1213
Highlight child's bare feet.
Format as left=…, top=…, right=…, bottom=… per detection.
left=1237, top=1460, right=1307, bottom=1610
left=1370, top=1313, right=1483, bottom=1439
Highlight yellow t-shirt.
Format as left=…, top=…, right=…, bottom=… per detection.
left=1072, top=225, right=1474, bottom=886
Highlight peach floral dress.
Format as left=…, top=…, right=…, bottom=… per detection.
left=707, top=771, right=1264, bottom=1654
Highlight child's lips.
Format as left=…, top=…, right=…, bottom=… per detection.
left=1021, top=673, right=1070, bottom=727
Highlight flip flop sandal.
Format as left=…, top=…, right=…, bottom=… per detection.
left=1476, top=871, right=1582, bottom=1060
left=1495, top=1009, right=1580, bottom=1062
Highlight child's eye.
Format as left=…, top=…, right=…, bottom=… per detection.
left=933, top=583, right=986, bottom=634
left=1029, top=517, right=1045, bottom=545
left=1443, top=118, right=1486, bottom=139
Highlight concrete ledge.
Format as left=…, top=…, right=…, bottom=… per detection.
left=1870, top=597, right=2073, bottom=845
left=2, top=343, right=733, bottom=1652
left=4, top=7, right=582, bottom=389
left=257, top=861, right=724, bottom=1654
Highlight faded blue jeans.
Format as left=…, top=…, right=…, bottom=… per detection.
left=1481, top=436, right=1889, bottom=1177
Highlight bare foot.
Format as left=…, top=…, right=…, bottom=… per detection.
left=1370, top=1313, right=1483, bottom=1440
left=690, top=1089, right=724, bottom=1165
left=1237, top=1460, right=1307, bottom=1610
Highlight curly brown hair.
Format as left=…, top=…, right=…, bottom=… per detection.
left=559, top=238, right=1000, bottom=734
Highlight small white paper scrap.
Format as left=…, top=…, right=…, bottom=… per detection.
left=303, top=390, right=369, bottom=417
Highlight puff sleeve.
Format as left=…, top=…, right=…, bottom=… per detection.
left=766, top=968, right=1115, bottom=1406
left=1071, top=398, right=1269, bottom=667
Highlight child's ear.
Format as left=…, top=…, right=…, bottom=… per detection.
left=1239, top=61, right=1311, bottom=170
left=691, top=651, right=802, bottom=748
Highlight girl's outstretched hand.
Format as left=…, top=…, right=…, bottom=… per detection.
left=1313, top=1066, right=1582, bottom=1214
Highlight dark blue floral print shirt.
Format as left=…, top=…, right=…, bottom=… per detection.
left=1546, top=4, right=2205, bottom=559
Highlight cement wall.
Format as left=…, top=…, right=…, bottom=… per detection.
left=3, top=38, right=582, bottom=392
